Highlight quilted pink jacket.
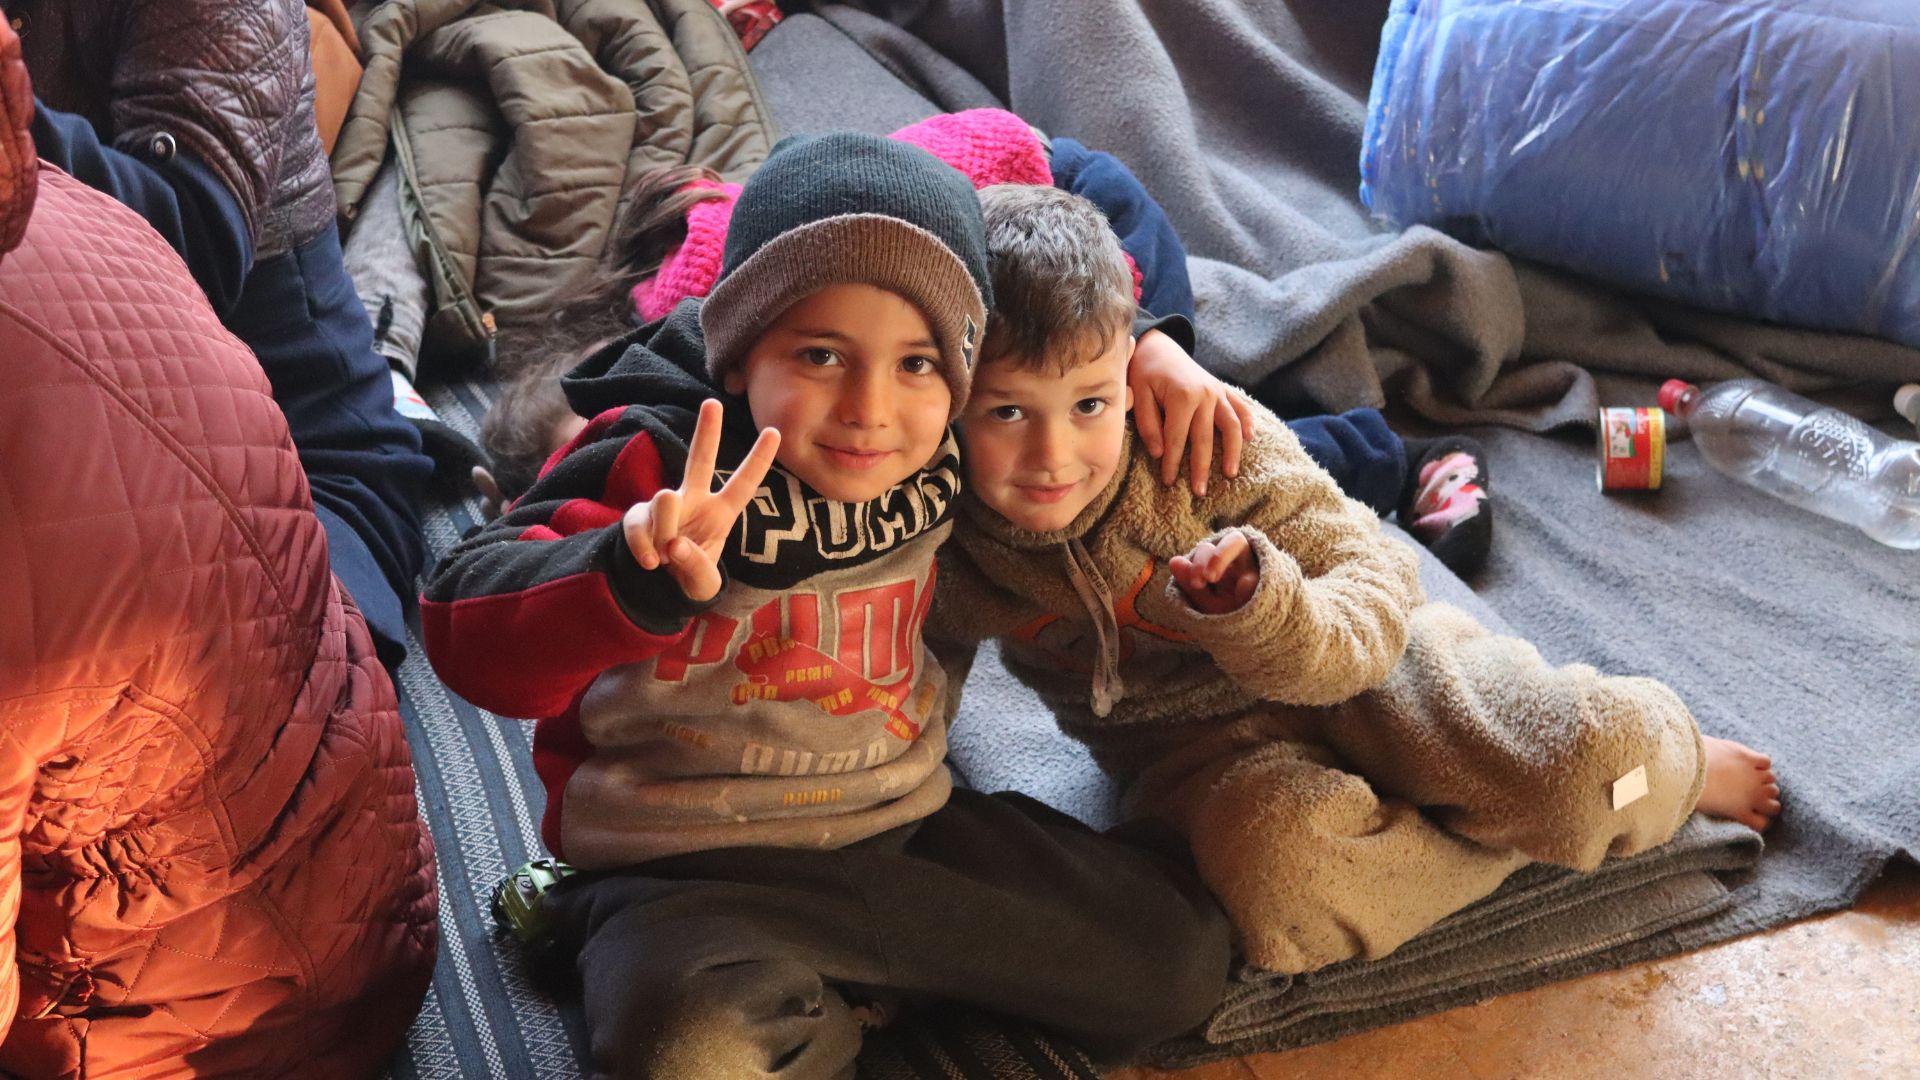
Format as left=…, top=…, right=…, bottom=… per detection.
left=0, top=28, right=437, bottom=1077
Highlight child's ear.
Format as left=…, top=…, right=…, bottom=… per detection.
left=722, top=369, right=747, bottom=395
left=1125, top=385, right=1135, bottom=413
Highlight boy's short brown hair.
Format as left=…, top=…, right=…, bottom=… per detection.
left=977, top=184, right=1135, bottom=374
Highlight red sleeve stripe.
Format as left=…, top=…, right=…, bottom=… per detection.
left=422, top=569, right=690, bottom=719
left=605, top=427, right=669, bottom=509
left=537, top=406, right=631, bottom=483
left=551, top=498, right=624, bottom=537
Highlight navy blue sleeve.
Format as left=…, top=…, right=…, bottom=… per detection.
left=1285, top=408, right=1408, bottom=518
left=31, top=103, right=252, bottom=315
left=1133, top=310, right=1196, bottom=355
left=1050, top=136, right=1195, bottom=322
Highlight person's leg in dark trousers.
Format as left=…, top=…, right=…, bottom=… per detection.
left=222, top=228, right=433, bottom=669
left=1286, top=407, right=1408, bottom=518
left=1288, top=407, right=1494, bottom=577
left=545, top=789, right=1234, bottom=1080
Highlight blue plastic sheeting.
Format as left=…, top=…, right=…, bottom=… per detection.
left=1361, top=0, right=1920, bottom=350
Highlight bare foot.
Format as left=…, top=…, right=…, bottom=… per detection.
left=1696, top=736, right=1781, bottom=831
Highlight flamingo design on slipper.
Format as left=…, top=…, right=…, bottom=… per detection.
left=1410, top=450, right=1487, bottom=539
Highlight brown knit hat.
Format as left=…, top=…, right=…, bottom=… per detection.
left=700, top=132, right=992, bottom=417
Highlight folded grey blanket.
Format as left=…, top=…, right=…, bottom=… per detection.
left=1154, top=817, right=1760, bottom=1065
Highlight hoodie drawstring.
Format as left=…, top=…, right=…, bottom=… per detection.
left=1062, top=539, right=1124, bottom=717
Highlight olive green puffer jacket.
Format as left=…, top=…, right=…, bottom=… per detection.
left=331, top=0, right=775, bottom=365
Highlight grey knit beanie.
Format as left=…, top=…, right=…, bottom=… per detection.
left=700, top=132, right=992, bottom=417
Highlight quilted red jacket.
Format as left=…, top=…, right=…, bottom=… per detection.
left=0, top=30, right=437, bottom=1076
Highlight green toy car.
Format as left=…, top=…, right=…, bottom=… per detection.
left=489, top=858, right=578, bottom=949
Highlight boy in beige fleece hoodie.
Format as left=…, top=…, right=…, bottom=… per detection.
left=929, top=185, right=1783, bottom=975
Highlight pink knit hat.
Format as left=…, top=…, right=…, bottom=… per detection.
left=634, top=109, right=1056, bottom=321
left=631, top=177, right=740, bottom=322
left=892, top=108, right=1053, bottom=190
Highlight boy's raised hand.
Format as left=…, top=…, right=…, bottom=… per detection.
left=622, top=399, right=780, bottom=603
left=1129, top=329, right=1256, bottom=497
left=1170, top=528, right=1258, bottom=615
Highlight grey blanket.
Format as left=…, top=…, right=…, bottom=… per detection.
left=819, top=0, right=1920, bottom=429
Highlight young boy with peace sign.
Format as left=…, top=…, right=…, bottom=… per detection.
left=421, top=133, right=1232, bottom=1079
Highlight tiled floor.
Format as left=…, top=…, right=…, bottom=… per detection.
left=1115, top=861, right=1920, bottom=1079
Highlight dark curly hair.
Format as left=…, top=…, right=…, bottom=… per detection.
left=482, top=163, right=731, bottom=501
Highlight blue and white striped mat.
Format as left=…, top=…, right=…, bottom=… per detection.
left=385, top=376, right=588, bottom=1079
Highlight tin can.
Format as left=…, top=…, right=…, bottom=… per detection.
left=1597, top=407, right=1666, bottom=491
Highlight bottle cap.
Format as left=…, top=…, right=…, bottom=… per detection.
left=1658, top=379, right=1696, bottom=415
left=1895, top=383, right=1920, bottom=423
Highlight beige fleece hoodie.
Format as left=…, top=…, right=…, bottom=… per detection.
left=931, top=399, right=1704, bottom=973
left=931, top=403, right=1425, bottom=771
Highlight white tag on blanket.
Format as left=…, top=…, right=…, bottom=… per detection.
left=1612, top=765, right=1649, bottom=811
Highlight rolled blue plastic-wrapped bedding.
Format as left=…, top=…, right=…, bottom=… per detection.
left=1360, top=0, right=1920, bottom=349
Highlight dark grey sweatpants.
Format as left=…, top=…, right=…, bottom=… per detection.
left=545, top=789, right=1233, bottom=1080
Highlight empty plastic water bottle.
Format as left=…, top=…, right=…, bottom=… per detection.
left=1660, top=379, right=1920, bottom=549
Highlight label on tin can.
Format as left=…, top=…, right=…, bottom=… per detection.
left=1597, top=407, right=1666, bottom=491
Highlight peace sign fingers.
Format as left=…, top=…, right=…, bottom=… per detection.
left=625, top=399, right=784, bottom=598
left=716, top=426, right=782, bottom=516
left=678, top=398, right=726, bottom=501
left=649, top=487, right=683, bottom=556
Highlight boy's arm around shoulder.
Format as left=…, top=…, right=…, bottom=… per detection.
left=1156, top=398, right=1424, bottom=705
left=420, top=405, right=709, bottom=719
